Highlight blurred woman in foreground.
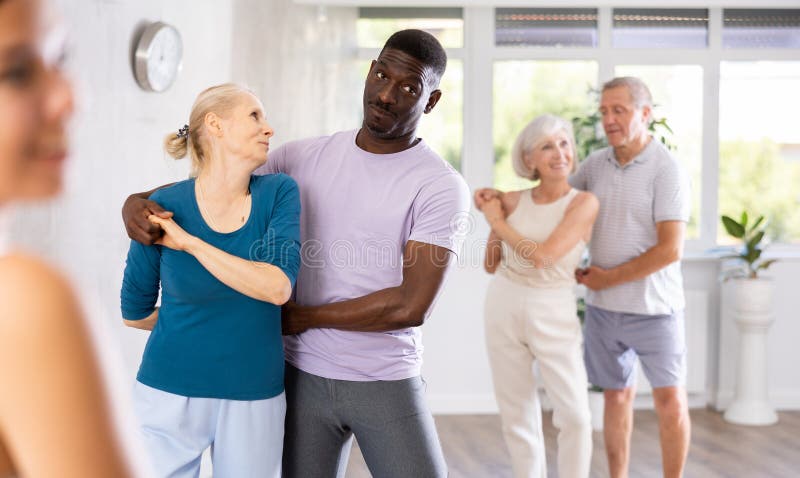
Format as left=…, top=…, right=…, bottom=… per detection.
left=0, top=0, right=138, bottom=476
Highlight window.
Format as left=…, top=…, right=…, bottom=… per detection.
left=493, top=61, right=598, bottom=190
left=357, top=7, right=463, bottom=48
left=718, top=61, right=800, bottom=243
left=482, top=6, right=799, bottom=248
left=349, top=5, right=800, bottom=248
left=495, top=8, right=598, bottom=47
left=723, top=9, right=800, bottom=48
left=423, top=61, right=463, bottom=171
left=612, top=9, right=708, bottom=48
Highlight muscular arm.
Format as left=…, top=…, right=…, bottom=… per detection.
left=491, top=192, right=598, bottom=268
left=579, top=220, right=685, bottom=290
left=0, top=255, right=134, bottom=477
left=283, top=240, right=454, bottom=334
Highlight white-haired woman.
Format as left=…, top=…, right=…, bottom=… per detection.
left=475, top=114, right=598, bottom=478
left=120, top=83, right=301, bottom=477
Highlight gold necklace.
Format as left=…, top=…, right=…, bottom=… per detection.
left=197, top=178, right=250, bottom=230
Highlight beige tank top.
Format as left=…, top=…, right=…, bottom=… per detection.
left=497, top=188, right=586, bottom=289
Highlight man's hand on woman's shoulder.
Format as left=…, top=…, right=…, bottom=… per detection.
left=122, top=191, right=173, bottom=245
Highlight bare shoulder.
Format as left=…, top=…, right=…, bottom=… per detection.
left=502, top=189, right=524, bottom=215
left=0, top=252, right=72, bottom=297
left=567, top=190, right=599, bottom=215
left=0, top=252, right=79, bottom=329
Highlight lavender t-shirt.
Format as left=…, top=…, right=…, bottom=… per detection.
left=255, top=130, right=471, bottom=381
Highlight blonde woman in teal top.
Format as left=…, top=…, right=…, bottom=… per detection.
left=121, top=83, right=300, bottom=478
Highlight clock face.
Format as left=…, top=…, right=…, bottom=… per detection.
left=135, top=22, right=182, bottom=92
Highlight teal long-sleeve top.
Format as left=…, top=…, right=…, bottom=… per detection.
left=120, top=174, right=301, bottom=400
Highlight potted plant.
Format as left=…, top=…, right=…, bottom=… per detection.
left=720, top=212, right=778, bottom=280
left=719, top=211, right=779, bottom=425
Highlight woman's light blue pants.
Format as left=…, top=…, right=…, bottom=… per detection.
left=133, top=381, right=285, bottom=478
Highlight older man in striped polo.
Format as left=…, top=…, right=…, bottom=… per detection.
left=570, top=76, right=691, bottom=478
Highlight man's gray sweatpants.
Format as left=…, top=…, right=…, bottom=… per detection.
left=282, top=363, right=447, bottom=478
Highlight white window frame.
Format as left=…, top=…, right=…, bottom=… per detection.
left=460, top=6, right=799, bottom=252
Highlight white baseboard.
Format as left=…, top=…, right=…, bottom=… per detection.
left=713, top=389, right=800, bottom=411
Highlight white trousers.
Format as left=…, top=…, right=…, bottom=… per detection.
left=133, top=382, right=285, bottom=478
left=484, top=274, right=592, bottom=478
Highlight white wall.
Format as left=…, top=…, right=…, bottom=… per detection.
left=231, top=0, right=360, bottom=142
left=11, top=0, right=234, bottom=378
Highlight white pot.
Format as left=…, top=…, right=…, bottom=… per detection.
left=724, top=277, right=778, bottom=426
left=588, top=390, right=604, bottom=431
left=733, top=277, right=774, bottom=322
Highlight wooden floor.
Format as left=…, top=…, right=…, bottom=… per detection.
left=344, top=409, right=800, bottom=477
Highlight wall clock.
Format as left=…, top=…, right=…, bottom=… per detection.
left=133, top=21, right=182, bottom=92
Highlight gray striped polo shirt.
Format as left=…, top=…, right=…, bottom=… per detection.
left=569, top=139, right=690, bottom=315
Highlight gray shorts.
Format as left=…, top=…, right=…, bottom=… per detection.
left=583, top=304, right=686, bottom=390
left=282, top=363, right=447, bottom=478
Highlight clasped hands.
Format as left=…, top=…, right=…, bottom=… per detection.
left=147, top=214, right=195, bottom=252
left=474, top=187, right=610, bottom=290
left=473, top=188, right=506, bottom=226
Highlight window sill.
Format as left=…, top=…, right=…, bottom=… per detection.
left=683, top=248, right=800, bottom=262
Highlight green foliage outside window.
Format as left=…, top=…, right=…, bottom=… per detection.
left=718, top=139, right=800, bottom=243
left=493, top=61, right=599, bottom=192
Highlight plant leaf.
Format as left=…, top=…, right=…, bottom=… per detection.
left=757, top=259, right=778, bottom=271
left=746, top=230, right=765, bottom=251
left=721, top=215, right=745, bottom=238
left=754, top=248, right=763, bottom=261
left=745, top=247, right=762, bottom=264
left=741, top=211, right=749, bottom=228
left=749, top=215, right=765, bottom=233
